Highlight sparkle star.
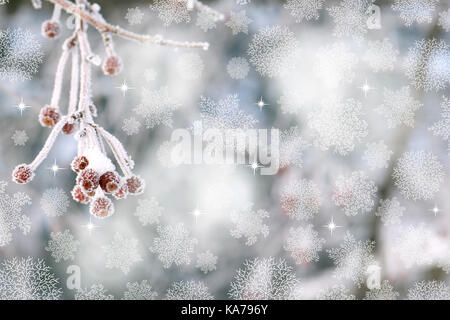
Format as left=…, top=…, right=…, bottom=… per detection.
left=323, top=217, right=342, bottom=236
left=15, top=98, right=31, bottom=116
left=247, top=158, right=263, bottom=175
left=47, top=159, right=64, bottom=177
left=83, top=217, right=99, bottom=235
left=256, top=97, right=268, bottom=111
left=359, top=79, right=373, bottom=97
left=190, top=207, right=206, bottom=223
left=117, top=80, right=133, bottom=97
left=429, top=205, right=440, bottom=216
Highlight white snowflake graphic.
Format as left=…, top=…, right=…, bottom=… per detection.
left=150, top=223, right=197, bottom=269
left=0, top=181, right=31, bottom=246
left=0, top=257, right=62, bottom=300
left=248, top=25, right=300, bottom=78
left=230, top=203, right=269, bottom=246
left=143, top=68, right=157, bottom=82
left=122, top=117, right=141, bottom=136
left=363, top=38, right=399, bottom=72
left=196, top=10, right=217, bottom=32
left=0, top=28, right=43, bottom=81
left=176, top=52, right=204, bottom=80
left=227, top=57, right=249, bottom=80
left=229, top=257, right=302, bottom=300
left=376, top=86, right=422, bottom=128
left=102, top=233, right=142, bottom=275
left=133, top=86, right=181, bottom=129
left=364, top=280, right=399, bottom=300
left=393, top=150, right=444, bottom=201
left=122, top=280, right=158, bottom=300
left=225, top=10, right=252, bottom=35
left=125, top=7, right=144, bottom=25
left=166, top=280, right=214, bottom=300
left=40, top=187, right=70, bottom=217
left=375, top=197, right=405, bottom=226
left=392, top=0, right=438, bottom=26
left=308, top=98, right=368, bottom=155
left=438, top=9, right=450, bottom=32
left=11, top=130, right=28, bottom=146
left=284, top=224, right=325, bottom=265
left=278, top=89, right=305, bottom=115
left=333, top=171, right=377, bottom=216
left=429, top=96, right=450, bottom=151
left=134, top=197, right=163, bottom=226
left=316, top=285, right=355, bottom=300
left=279, top=126, right=310, bottom=168
left=75, top=284, right=114, bottom=300
left=236, top=0, right=251, bottom=5
left=196, top=250, right=218, bottom=274
left=362, top=140, right=393, bottom=170
left=45, top=229, right=80, bottom=263
left=149, top=0, right=191, bottom=26
left=280, top=178, right=321, bottom=221
left=407, top=281, right=450, bottom=300
left=327, top=231, right=375, bottom=288
left=284, top=0, right=324, bottom=23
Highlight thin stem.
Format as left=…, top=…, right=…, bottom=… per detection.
left=50, top=46, right=71, bottom=108
left=51, top=3, right=62, bottom=21
left=68, top=44, right=79, bottom=115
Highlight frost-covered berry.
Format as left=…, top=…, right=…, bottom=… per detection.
left=113, top=182, right=129, bottom=200
left=39, top=105, right=60, bottom=127
left=102, top=55, right=123, bottom=76
left=90, top=194, right=114, bottom=219
left=41, top=20, right=61, bottom=39
left=71, top=185, right=90, bottom=204
left=126, top=175, right=145, bottom=195
left=62, top=122, right=76, bottom=135
left=77, top=168, right=100, bottom=194
left=71, top=156, right=89, bottom=173
left=12, top=164, right=34, bottom=184
left=99, top=171, right=120, bottom=194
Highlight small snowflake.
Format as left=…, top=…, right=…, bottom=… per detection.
left=333, top=171, right=377, bottom=216
left=122, top=280, right=158, bottom=300
left=122, top=117, right=141, bottom=136
left=45, top=229, right=80, bottom=263
left=150, top=223, right=197, bottom=268
left=392, top=0, right=438, bottom=26
left=0, top=257, right=62, bottom=300
left=278, top=90, right=305, bottom=115
left=102, top=233, right=142, bottom=275
left=316, top=285, right=356, bottom=300
left=308, top=98, right=368, bottom=155
left=227, top=57, right=249, bottom=80
left=248, top=25, right=300, bottom=78
left=149, top=0, right=191, bottom=26
left=230, top=203, right=269, bottom=246
left=364, top=280, right=399, bottom=300
left=280, top=178, right=321, bottom=221
left=284, top=224, right=325, bottom=265
left=327, top=231, right=376, bottom=288
left=134, top=197, right=163, bottom=226
left=375, top=197, right=405, bottom=226
left=362, top=140, right=393, bottom=170
left=229, top=257, right=301, bottom=300
left=279, top=126, right=310, bottom=168
left=40, top=187, right=70, bottom=217
left=125, top=7, right=144, bottom=25
left=143, top=68, right=157, bottom=82
left=236, top=0, right=251, bottom=5
left=404, top=38, right=450, bottom=92
left=75, top=284, right=114, bottom=300
left=157, top=140, right=182, bottom=168
left=376, top=86, right=422, bottom=128
left=429, top=96, right=450, bottom=151
left=196, top=250, right=218, bottom=274
left=133, top=86, right=181, bottom=129
left=196, top=10, right=217, bottom=32
left=407, top=281, right=450, bottom=300
left=176, top=53, right=204, bottom=80
left=314, top=42, right=358, bottom=88
left=438, top=9, right=450, bottom=32
left=393, top=150, right=444, bottom=201
left=225, top=10, right=252, bottom=35
left=11, top=130, right=28, bottom=146
left=284, top=0, right=324, bottom=23
left=166, top=280, right=214, bottom=300
left=363, top=38, right=399, bottom=72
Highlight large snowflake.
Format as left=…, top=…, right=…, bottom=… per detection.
left=278, top=89, right=305, bottom=115
left=0, top=181, right=31, bottom=246
left=102, top=233, right=142, bottom=275
left=196, top=10, right=217, bottom=32
left=279, top=126, right=310, bottom=168
left=40, top=187, right=70, bottom=217
left=407, top=281, right=450, bottom=300
left=133, top=86, right=181, bottom=129
left=284, top=0, right=324, bottom=23
left=134, top=197, right=164, bottom=226
left=362, top=140, right=393, bottom=170
left=149, top=0, right=191, bottom=26
left=308, top=98, right=368, bottom=155
left=150, top=223, right=198, bottom=268
left=280, top=178, right=321, bottom=221
left=438, top=9, right=450, bottom=32
left=196, top=250, right=218, bottom=274
left=165, top=280, right=214, bottom=300
left=122, top=117, right=141, bottom=136
left=393, top=150, right=444, bottom=201
left=364, top=280, right=399, bottom=300
left=45, top=229, right=80, bottom=263
left=284, top=224, right=325, bottom=265
left=376, top=86, right=422, bottom=128
left=125, top=7, right=144, bottom=25
left=0, top=257, right=62, bottom=300
left=225, top=10, right=252, bottom=35
left=392, top=0, right=438, bottom=26
left=229, top=257, right=301, bottom=300
left=363, top=38, right=399, bottom=72
left=316, top=285, right=356, bottom=300
left=248, top=25, right=300, bottom=78
left=122, top=280, right=158, bottom=300
left=375, top=197, right=405, bottom=226
left=227, top=57, right=249, bottom=80
left=75, top=284, right=114, bottom=300
left=327, top=232, right=375, bottom=287
left=230, top=203, right=269, bottom=246
left=429, top=96, right=450, bottom=151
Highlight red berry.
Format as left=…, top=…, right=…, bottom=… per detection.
left=39, top=105, right=60, bottom=128
left=41, top=20, right=61, bottom=39
left=71, top=156, right=89, bottom=173
left=12, top=164, right=34, bottom=184
left=77, top=168, right=99, bottom=194
left=71, top=185, right=90, bottom=204
left=102, top=55, right=122, bottom=76
left=113, top=182, right=128, bottom=200
left=126, top=175, right=145, bottom=195
left=99, top=171, right=120, bottom=194
left=62, top=122, right=76, bottom=135
left=90, top=195, right=114, bottom=219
